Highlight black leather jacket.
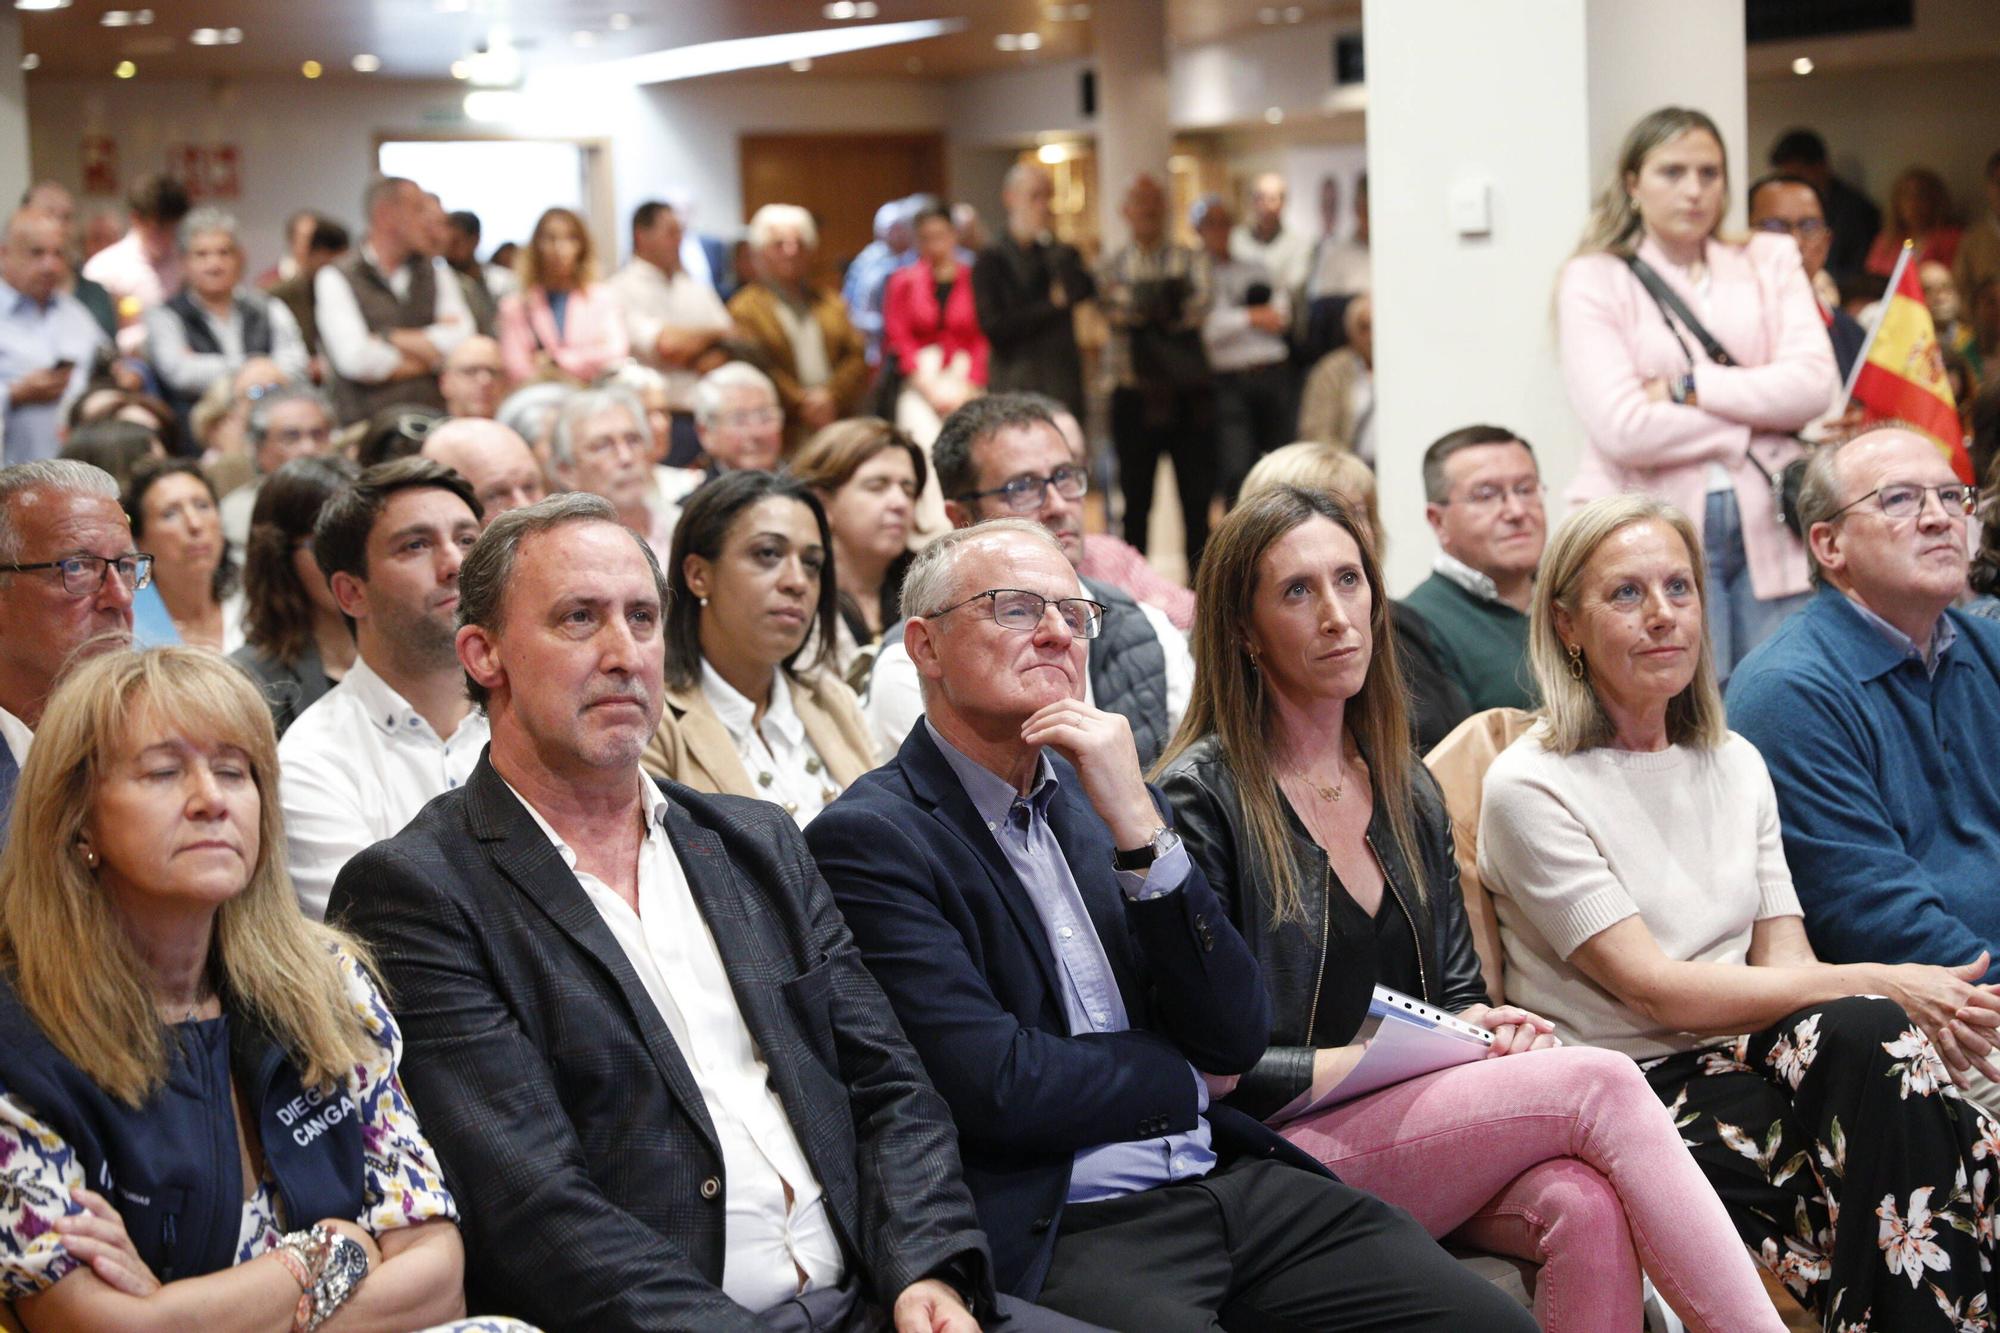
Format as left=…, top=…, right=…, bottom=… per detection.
left=1158, top=734, right=1490, bottom=1121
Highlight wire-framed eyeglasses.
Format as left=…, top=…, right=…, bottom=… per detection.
left=0, top=552, right=154, bottom=596
left=926, top=587, right=1108, bottom=639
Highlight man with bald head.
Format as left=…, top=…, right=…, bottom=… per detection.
left=1098, top=173, right=1214, bottom=568
left=439, top=334, right=508, bottom=419
left=21, top=182, right=117, bottom=337
left=1, top=210, right=108, bottom=462
left=422, top=416, right=546, bottom=523
left=972, top=164, right=1095, bottom=417
left=1729, top=427, right=2000, bottom=1078
left=0, top=459, right=141, bottom=835
left=1230, top=171, right=1312, bottom=305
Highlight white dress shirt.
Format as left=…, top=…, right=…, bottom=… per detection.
left=504, top=771, right=845, bottom=1312
left=313, top=245, right=474, bottom=384
left=0, top=705, right=30, bottom=769
left=863, top=598, right=1193, bottom=757
left=700, top=661, right=840, bottom=828
left=605, top=258, right=733, bottom=410
left=143, top=291, right=309, bottom=397
left=1229, top=223, right=1313, bottom=299
left=82, top=230, right=179, bottom=314
left=1306, top=239, right=1372, bottom=301
left=278, top=658, right=489, bottom=919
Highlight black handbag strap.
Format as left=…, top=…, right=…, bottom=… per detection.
left=1623, top=254, right=1738, bottom=368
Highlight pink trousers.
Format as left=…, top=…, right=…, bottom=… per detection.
left=1279, top=1045, right=1783, bottom=1333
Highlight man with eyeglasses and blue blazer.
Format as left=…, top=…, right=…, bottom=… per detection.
left=0, top=460, right=144, bottom=844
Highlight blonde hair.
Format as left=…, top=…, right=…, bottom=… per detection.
left=1574, top=106, right=1729, bottom=259
left=1156, top=486, right=1426, bottom=924
left=518, top=206, right=597, bottom=291
left=1239, top=443, right=1381, bottom=547
left=0, top=649, right=376, bottom=1106
left=1528, top=495, right=1726, bottom=755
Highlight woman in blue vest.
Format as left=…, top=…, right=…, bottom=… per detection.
left=0, top=648, right=521, bottom=1332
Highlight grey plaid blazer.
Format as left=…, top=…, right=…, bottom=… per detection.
left=326, top=753, right=992, bottom=1332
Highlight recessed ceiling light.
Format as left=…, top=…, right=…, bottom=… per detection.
left=450, top=58, right=471, bottom=79
left=607, top=12, right=630, bottom=29
left=823, top=0, right=856, bottom=16
left=13, top=1, right=72, bottom=12
left=101, top=10, right=135, bottom=25
left=1283, top=5, right=1304, bottom=21
left=994, top=32, right=1019, bottom=50
left=300, top=59, right=323, bottom=78
left=1792, top=55, right=1815, bottom=75
left=855, top=1, right=879, bottom=15
left=190, top=26, right=241, bottom=45
left=1018, top=31, right=1042, bottom=50
left=1264, top=106, right=1284, bottom=124
left=114, top=59, right=137, bottom=77
left=1037, top=143, right=1066, bottom=165
left=20, top=52, right=39, bottom=69
left=789, top=57, right=813, bottom=71
left=352, top=53, right=381, bottom=71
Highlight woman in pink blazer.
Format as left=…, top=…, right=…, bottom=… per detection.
left=498, top=206, right=631, bottom=385
left=1558, top=106, right=1837, bottom=674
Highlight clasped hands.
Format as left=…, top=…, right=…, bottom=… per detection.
left=1883, top=952, right=2000, bottom=1089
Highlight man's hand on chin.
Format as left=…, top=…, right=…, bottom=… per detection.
left=893, top=1277, right=980, bottom=1333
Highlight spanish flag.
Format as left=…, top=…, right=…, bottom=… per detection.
left=1846, top=240, right=1973, bottom=482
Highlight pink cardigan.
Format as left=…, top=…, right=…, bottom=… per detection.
left=498, top=282, right=631, bottom=384
left=1557, top=233, right=1836, bottom=600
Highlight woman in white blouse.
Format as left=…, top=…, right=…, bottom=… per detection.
left=641, top=471, right=876, bottom=826
left=1479, top=493, right=2000, bottom=1331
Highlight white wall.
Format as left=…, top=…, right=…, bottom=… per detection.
left=0, top=16, right=30, bottom=216
left=25, top=71, right=949, bottom=274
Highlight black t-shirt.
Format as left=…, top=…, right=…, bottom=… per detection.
left=1370, top=885, right=1424, bottom=997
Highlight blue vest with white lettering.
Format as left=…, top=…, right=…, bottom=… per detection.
left=0, top=971, right=364, bottom=1281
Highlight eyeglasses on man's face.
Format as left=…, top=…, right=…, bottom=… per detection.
left=926, top=587, right=1107, bottom=640
left=0, top=552, right=154, bottom=596
left=1440, top=480, right=1544, bottom=510
left=1752, top=217, right=1830, bottom=240
left=1829, top=482, right=1976, bottom=522
left=961, top=466, right=1089, bottom=515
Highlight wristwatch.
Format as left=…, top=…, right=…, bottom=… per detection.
left=1113, top=826, right=1181, bottom=872
left=306, top=1229, right=369, bottom=1332
left=1667, top=370, right=1698, bottom=405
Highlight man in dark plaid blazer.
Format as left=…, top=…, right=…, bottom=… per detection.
left=328, top=494, right=1092, bottom=1333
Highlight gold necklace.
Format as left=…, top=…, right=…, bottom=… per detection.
left=1293, top=762, right=1347, bottom=804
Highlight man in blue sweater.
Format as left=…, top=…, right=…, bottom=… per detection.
left=1729, top=426, right=2000, bottom=1105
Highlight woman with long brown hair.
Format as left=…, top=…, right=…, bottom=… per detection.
left=228, top=456, right=357, bottom=736
left=497, top=206, right=630, bottom=385
left=0, top=649, right=518, bottom=1332
left=1155, top=486, right=1783, bottom=1332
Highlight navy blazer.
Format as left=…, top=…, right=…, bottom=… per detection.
left=328, top=753, right=991, bottom=1332
left=807, top=724, right=1314, bottom=1299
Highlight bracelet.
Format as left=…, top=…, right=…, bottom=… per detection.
left=303, top=1225, right=370, bottom=1333
left=271, top=1228, right=324, bottom=1333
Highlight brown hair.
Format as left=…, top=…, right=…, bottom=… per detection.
left=1574, top=106, right=1730, bottom=259
left=517, top=206, right=597, bottom=291
left=0, top=649, right=376, bottom=1106
left=1155, top=485, right=1426, bottom=923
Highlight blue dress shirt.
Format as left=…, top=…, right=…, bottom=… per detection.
left=925, top=721, right=1217, bottom=1203
left=0, top=279, right=106, bottom=463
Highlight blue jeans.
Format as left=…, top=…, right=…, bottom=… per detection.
left=1704, top=489, right=1809, bottom=681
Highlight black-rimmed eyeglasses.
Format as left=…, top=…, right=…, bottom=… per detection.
left=959, top=466, right=1089, bottom=515
left=1827, top=482, right=1976, bottom=522
left=0, top=552, right=154, bottom=596
left=926, top=588, right=1107, bottom=639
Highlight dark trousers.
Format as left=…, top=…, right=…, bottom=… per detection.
left=1212, top=361, right=1294, bottom=503
left=760, top=1273, right=1107, bottom=1332
left=1112, top=383, right=1216, bottom=572
left=1033, top=1158, right=1538, bottom=1333
left=1645, top=996, right=2000, bottom=1331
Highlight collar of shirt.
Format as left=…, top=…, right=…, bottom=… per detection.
left=701, top=660, right=805, bottom=752
left=342, top=657, right=460, bottom=742
left=0, top=704, right=30, bottom=768
left=1433, top=552, right=1503, bottom=603
left=925, top=718, right=1058, bottom=832
left=504, top=768, right=665, bottom=869
left=1843, top=592, right=1957, bottom=678
left=0, top=277, right=50, bottom=317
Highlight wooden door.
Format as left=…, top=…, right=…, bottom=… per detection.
left=740, top=132, right=946, bottom=284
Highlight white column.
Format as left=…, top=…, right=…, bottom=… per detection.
left=1092, top=0, right=1174, bottom=251
left=1362, top=0, right=1746, bottom=593
left=0, top=16, right=29, bottom=213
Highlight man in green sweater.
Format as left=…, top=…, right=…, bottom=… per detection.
left=1401, top=424, right=1544, bottom=712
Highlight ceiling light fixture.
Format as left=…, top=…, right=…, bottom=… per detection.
left=1283, top=5, right=1304, bottom=21
left=352, top=53, right=382, bottom=71
left=1018, top=31, right=1042, bottom=50
left=450, top=59, right=471, bottom=79
left=101, top=10, right=135, bottom=25
left=300, top=59, right=323, bottom=78
left=823, top=1, right=857, bottom=17
left=994, top=32, right=1019, bottom=50
left=855, top=1, right=879, bottom=15
left=20, top=52, right=39, bottom=69
left=789, top=57, right=812, bottom=71
left=544, top=17, right=966, bottom=87
left=13, top=0, right=72, bottom=12
left=114, top=59, right=136, bottom=77
left=1037, top=143, right=1067, bottom=165
left=190, top=26, right=242, bottom=45
left=1792, top=55, right=1814, bottom=75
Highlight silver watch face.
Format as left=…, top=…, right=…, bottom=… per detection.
left=1153, top=827, right=1181, bottom=857
left=318, top=1234, right=369, bottom=1300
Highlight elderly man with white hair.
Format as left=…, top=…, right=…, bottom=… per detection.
left=144, top=209, right=309, bottom=420
left=726, top=203, right=868, bottom=452
left=547, top=384, right=684, bottom=561
left=842, top=195, right=921, bottom=367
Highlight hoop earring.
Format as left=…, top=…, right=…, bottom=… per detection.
left=1566, top=642, right=1585, bottom=680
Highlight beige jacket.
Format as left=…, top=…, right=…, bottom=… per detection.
left=640, top=669, right=878, bottom=801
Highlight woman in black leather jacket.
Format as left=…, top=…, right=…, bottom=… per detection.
left=1154, top=486, right=1784, bottom=1333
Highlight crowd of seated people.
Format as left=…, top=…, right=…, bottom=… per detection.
left=3, top=103, right=2000, bottom=1333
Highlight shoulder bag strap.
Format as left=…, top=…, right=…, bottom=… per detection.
left=1622, top=254, right=1737, bottom=367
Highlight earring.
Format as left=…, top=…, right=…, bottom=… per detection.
left=78, top=843, right=100, bottom=870
left=1566, top=642, right=1585, bottom=680
left=699, top=596, right=709, bottom=608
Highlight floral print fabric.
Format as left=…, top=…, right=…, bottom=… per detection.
left=1645, top=995, right=2000, bottom=1331
left=0, top=950, right=458, bottom=1302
